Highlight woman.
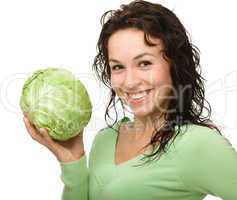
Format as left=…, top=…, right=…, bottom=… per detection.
left=23, top=0, right=237, bottom=200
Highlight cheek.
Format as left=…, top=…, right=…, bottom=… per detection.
left=150, top=68, right=172, bottom=87
left=111, top=75, right=123, bottom=91
left=150, top=70, right=173, bottom=101
left=152, top=73, right=173, bottom=109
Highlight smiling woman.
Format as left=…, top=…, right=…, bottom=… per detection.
left=92, top=0, right=222, bottom=163
left=40, top=0, right=237, bottom=200
left=89, top=0, right=237, bottom=199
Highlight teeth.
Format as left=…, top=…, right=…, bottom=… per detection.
left=129, top=90, right=149, bottom=100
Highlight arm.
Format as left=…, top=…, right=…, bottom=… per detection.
left=60, top=131, right=102, bottom=200
left=60, top=154, right=89, bottom=200
left=176, top=126, right=237, bottom=200
left=23, top=115, right=89, bottom=200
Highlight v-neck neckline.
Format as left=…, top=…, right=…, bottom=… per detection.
left=111, top=116, right=153, bottom=167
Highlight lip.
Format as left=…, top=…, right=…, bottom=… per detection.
left=125, top=89, right=153, bottom=96
left=126, top=89, right=153, bottom=106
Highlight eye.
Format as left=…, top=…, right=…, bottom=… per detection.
left=139, top=61, right=152, bottom=68
left=111, top=65, right=124, bottom=71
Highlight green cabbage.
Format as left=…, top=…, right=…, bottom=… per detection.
left=20, top=68, right=92, bottom=141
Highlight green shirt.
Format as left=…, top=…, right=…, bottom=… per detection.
left=60, top=117, right=237, bottom=200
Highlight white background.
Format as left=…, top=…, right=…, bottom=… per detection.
left=0, top=0, right=236, bottom=199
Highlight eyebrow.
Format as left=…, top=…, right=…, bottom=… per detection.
left=109, top=52, right=155, bottom=63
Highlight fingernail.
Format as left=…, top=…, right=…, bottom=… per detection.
left=39, top=128, right=46, bottom=133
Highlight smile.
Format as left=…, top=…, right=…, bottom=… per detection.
left=126, top=89, right=153, bottom=106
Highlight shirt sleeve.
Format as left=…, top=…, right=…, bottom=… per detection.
left=60, top=155, right=89, bottom=200
left=59, top=130, right=102, bottom=200
left=176, top=126, right=237, bottom=200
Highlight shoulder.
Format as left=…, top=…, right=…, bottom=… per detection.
left=89, top=124, right=117, bottom=166
left=96, top=121, right=120, bottom=138
left=172, top=123, right=227, bottom=155
left=173, top=124, right=237, bottom=196
left=177, top=123, right=222, bottom=145
left=173, top=123, right=236, bottom=160
left=94, top=117, right=129, bottom=142
left=92, top=121, right=120, bottom=147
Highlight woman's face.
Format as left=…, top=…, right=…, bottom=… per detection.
left=108, top=28, right=173, bottom=118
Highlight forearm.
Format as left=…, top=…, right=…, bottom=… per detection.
left=60, top=155, right=89, bottom=200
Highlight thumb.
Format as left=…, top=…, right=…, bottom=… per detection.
left=38, top=128, right=62, bottom=156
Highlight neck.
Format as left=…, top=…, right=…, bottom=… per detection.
left=126, top=113, right=166, bottom=141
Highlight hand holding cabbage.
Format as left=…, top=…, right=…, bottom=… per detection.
left=21, top=68, right=92, bottom=162
left=23, top=115, right=85, bottom=162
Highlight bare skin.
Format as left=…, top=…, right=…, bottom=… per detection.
left=115, top=124, right=152, bottom=165
left=23, top=113, right=85, bottom=163
left=114, top=116, right=165, bottom=165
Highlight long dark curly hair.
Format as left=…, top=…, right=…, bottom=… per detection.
left=92, top=0, right=221, bottom=166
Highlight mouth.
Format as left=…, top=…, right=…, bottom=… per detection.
left=125, top=89, right=153, bottom=106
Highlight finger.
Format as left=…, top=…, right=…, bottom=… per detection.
left=38, top=128, right=64, bottom=154
left=23, top=117, right=62, bottom=155
left=38, top=128, right=53, bottom=142
left=23, top=117, right=43, bottom=143
left=56, top=131, right=83, bottom=148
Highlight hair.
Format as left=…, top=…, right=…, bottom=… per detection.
left=92, top=0, right=222, bottom=166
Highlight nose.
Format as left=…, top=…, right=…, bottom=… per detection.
left=122, top=68, right=140, bottom=90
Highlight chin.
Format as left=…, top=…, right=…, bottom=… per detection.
left=130, top=104, right=157, bottom=118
